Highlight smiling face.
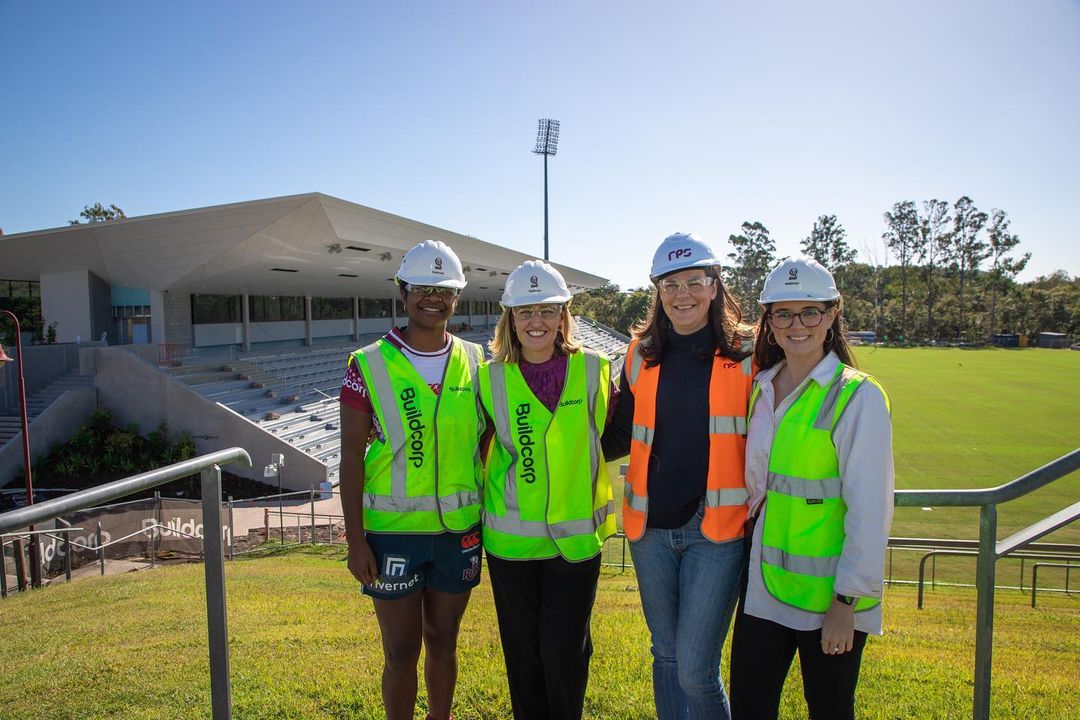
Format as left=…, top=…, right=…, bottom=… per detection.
left=511, top=304, right=563, bottom=363
left=657, top=268, right=717, bottom=335
left=767, top=300, right=837, bottom=364
left=403, top=284, right=459, bottom=332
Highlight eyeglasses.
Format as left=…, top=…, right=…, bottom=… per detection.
left=512, top=305, right=561, bottom=321
left=658, top=276, right=714, bottom=295
left=768, top=308, right=828, bottom=329
left=404, top=284, right=460, bottom=298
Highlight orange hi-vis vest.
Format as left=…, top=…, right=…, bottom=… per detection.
left=622, top=336, right=754, bottom=543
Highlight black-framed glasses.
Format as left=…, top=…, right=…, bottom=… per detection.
left=404, top=284, right=460, bottom=298
left=658, top=276, right=714, bottom=295
left=768, top=308, right=828, bottom=329
left=512, top=305, right=561, bottom=321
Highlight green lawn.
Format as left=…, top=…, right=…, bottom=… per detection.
left=1, top=546, right=1076, bottom=719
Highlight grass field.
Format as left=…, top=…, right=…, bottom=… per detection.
left=1, top=546, right=1077, bottom=720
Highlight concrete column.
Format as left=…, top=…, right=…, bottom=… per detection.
left=149, top=290, right=166, bottom=347
left=241, top=293, right=251, bottom=352
left=304, top=296, right=312, bottom=346
left=352, top=297, right=360, bottom=342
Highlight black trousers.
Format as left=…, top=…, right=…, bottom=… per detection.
left=729, top=517, right=868, bottom=720
left=487, top=553, right=602, bottom=720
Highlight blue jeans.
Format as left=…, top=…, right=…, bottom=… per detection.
left=630, top=506, right=744, bottom=720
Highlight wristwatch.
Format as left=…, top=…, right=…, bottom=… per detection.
left=835, top=593, right=855, bottom=606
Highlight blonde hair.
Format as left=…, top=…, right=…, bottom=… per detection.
left=489, top=304, right=583, bottom=363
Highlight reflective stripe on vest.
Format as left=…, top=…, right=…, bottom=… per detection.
left=760, top=362, right=889, bottom=614
left=480, top=350, right=616, bottom=561
left=352, top=337, right=484, bottom=533
left=622, top=337, right=752, bottom=543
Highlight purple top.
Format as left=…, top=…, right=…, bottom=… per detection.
left=519, top=352, right=568, bottom=413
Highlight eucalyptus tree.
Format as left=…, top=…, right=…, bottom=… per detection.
left=69, top=203, right=126, bottom=225
left=949, top=196, right=989, bottom=338
left=724, top=221, right=776, bottom=320
left=882, top=201, right=920, bottom=337
left=916, top=199, right=950, bottom=338
left=985, top=209, right=1030, bottom=337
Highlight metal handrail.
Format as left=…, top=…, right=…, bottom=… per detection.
left=0, top=447, right=251, bottom=720
left=893, top=447, right=1080, bottom=720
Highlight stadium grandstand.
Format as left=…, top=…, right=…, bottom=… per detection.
left=0, top=193, right=629, bottom=490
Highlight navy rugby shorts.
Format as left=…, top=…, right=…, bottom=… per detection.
left=362, top=523, right=482, bottom=600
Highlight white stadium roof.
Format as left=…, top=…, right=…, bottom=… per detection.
left=0, top=193, right=607, bottom=301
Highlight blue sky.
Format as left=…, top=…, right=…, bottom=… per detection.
left=2, top=1, right=1077, bottom=290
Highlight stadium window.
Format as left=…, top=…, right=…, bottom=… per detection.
left=360, top=298, right=391, bottom=318
left=249, top=295, right=305, bottom=322
left=312, top=297, right=351, bottom=320
left=192, top=294, right=242, bottom=324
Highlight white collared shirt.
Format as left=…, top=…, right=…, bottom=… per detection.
left=744, top=352, right=894, bottom=634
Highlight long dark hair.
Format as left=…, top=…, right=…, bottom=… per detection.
left=632, top=265, right=753, bottom=366
left=752, top=299, right=857, bottom=371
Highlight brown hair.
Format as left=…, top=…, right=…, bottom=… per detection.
left=751, top=299, right=857, bottom=371
left=489, top=304, right=583, bottom=364
left=632, top=266, right=753, bottom=365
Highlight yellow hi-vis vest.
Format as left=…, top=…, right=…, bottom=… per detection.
left=753, top=362, right=890, bottom=613
left=350, top=336, right=485, bottom=533
left=478, top=349, right=616, bottom=561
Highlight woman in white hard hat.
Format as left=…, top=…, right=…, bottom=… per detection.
left=602, top=233, right=755, bottom=720
left=339, top=240, right=486, bottom=720
left=729, top=256, right=893, bottom=720
left=479, top=259, right=617, bottom=720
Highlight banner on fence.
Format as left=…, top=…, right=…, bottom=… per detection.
left=39, top=497, right=230, bottom=574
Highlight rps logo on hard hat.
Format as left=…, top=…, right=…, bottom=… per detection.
left=650, top=232, right=718, bottom=279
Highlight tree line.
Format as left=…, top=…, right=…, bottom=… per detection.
left=573, top=197, right=1078, bottom=342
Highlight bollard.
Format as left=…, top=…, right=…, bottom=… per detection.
left=264, top=507, right=269, bottom=542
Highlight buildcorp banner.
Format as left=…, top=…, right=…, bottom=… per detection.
left=40, top=497, right=231, bottom=574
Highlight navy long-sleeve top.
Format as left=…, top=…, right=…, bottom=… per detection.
left=602, top=325, right=715, bottom=530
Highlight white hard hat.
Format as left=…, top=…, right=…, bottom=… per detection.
left=500, top=260, right=573, bottom=308
left=759, top=256, right=840, bottom=304
left=650, top=232, right=719, bottom=280
left=396, top=240, right=467, bottom=289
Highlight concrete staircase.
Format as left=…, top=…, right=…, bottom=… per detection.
left=0, top=373, right=95, bottom=445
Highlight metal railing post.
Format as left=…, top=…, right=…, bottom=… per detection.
left=97, top=522, right=105, bottom=576
left=13, top=538, right=27, bottom=591
left=310, top=487, right=316, bottom=545
left=227, top=497, right=234, bottom=561
left=201, top=464, right=232, bottom=720
left=0, top=542, right=7, bottom=598
left=973, top=503, right=997, bottom=720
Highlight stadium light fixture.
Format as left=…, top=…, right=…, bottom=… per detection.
left=533, top=118, right=560, bottom=261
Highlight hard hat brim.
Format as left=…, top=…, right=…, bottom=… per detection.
left=397, top=276, right=467, bottom=290
left=500, top=293, right=572, bottom=309
left=650, top=258, right=719, bottom=281
left=758, top=289, right=841, bottom=305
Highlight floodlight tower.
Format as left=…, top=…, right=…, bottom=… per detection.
left=533, top=118, right=560, bottom=261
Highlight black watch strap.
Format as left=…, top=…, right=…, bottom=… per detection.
left=835, top=593, right=855, bottom=606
